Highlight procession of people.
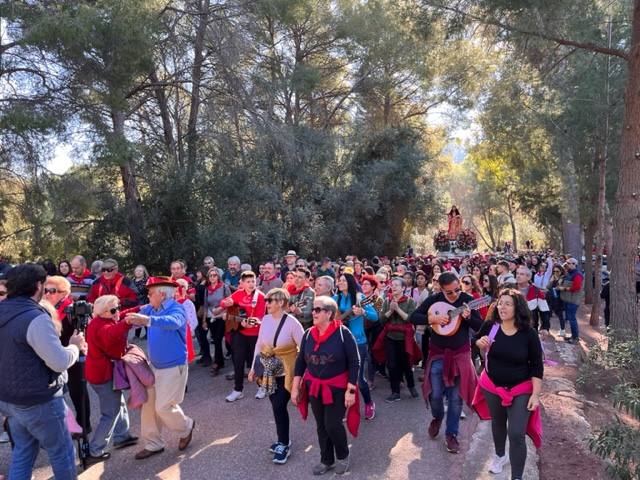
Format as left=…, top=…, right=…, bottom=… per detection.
left=0, top=244, right=592, bottom=479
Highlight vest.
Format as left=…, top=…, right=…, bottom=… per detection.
left=0, top=297, right=65, bottom=406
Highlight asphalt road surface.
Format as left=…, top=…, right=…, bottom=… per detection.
left=0, top=338, right=480, bottom=480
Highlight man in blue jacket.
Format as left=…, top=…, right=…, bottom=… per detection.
left=125, top=277, right=195, bottom=460
left=0, top=264, right=87, bottom=479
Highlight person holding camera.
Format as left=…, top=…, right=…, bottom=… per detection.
left=84, top=295, right=139, bottom=465
left=44, top=275, right=93, bottom=435
left=0, top=264, right=87, bottom=480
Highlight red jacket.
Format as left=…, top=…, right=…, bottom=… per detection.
left=86, top=315, right=132, bottom=385
left=87, top=273, right=138, bottom=308
left=223, top=288, right=266, bottom=336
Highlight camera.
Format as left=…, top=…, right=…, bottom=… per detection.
left=64, top=300, right=93, bottom=333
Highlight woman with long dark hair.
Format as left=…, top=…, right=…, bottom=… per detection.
left=472, top=289, right=543, bottom=478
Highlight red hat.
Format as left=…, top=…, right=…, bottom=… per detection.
left=360, top=274, right=379, bottom=288
left=146, top=276, right=179, bottom=288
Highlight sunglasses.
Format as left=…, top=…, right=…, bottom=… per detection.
left=0, top=290, right=7, bottom=296
left=265, top=298, right=282, bottom=303
left=109, top=306, right=121, bottom=315
left=102, top=267, right=116, bottom=273
left=462, top=280, right=471, bottom=285
left=312, top=307, right=329, bottom=314
left=44, top=288, right=59, bottom=294
left=443, top=288, right=461, bottom=295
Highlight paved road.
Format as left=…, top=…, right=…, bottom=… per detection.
left=0, top=338, right=480, bottom=480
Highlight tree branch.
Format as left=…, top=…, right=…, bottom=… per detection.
left=423, top=2, right=630, bottom=61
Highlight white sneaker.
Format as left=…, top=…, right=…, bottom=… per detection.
left=559, top=329, right=566, bottom=337
left=225, top=390, right=244, bottom=402
left=0, top=431, right=9, bottom=443
left=460, top=410, right=466, bottom=419
left=255, top=387, right=266, bottom=399
left=488, top=454, right=508, bottom=474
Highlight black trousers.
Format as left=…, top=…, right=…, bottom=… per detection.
left=232, top=332, right=257, bottom=392
left=195, top=322, right=211, bottom=362
left=67, top=362, right=91, bottom=434
left=309, top=387, right=348, bottom=465
left=210, top=318, right=226, bottom=367
left=269, top=376, right=291, bottom=445
left=531, top=310, right=551, bottom=332
left=366, top=323, right=386, bottom=380
left=384, top=337, right=415, bottom=394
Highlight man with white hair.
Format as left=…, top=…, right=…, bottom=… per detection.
left=125, top=277, right=195, bottom=460
left=223, top=256, right=242, bottom=292
left=314, top=276, right=335, bottom=297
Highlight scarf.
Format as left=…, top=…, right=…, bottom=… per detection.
left=259, top=344, right=298, bottom=394
left=287, top=283, right=309, bottom=296
left=68, top=269, right=92, bottom=283
left=310, top=320, right=341, bottom=351
left=207, top=282, right=223, bottom=293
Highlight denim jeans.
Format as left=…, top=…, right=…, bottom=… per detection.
left=89, top=382, right=131, bottom=456
left=357, top=343, right=372, bottom=405
left=429, top=359, right=463, bottom=436
left=0, top=396, right=77, bottom=480
left=564, top=302, right=580, bottom=339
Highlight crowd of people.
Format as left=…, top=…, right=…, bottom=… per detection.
left=0, top=247, right=592, bottom=479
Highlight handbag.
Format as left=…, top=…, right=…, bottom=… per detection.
left=252, top=313, right=288, bottom=377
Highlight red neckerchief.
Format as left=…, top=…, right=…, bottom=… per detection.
left=69, top=269, right=91, bottom=283
left=392, top=295, right=408, bottom=304
left=288, top=283, right=309, bottom=295
left=263, top=274, right=278, bottom=282
left=207, top=282, right=223, bottom=293
left=55, top=296, right=74, bottom=321
left=310, top=320, right=341, bottom=351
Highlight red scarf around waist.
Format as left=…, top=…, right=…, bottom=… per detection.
left=371, top=322, right=422, bottom=366
left=297, top=371, right=360, bottom=437
left=472, top=370, right=542, bottom=449
left=429, top=342, right=471, bottom=386
left=423, top=342, right=477, bottom=408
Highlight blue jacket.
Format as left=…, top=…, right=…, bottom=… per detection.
left=333, top=293, right=379, bottom=345
left=140, top=299, right=187, bottom=369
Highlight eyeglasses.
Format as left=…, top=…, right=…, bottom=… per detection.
left=109, top=306, right=121, bottom=315
left=443, top=288, right=461, bottom=295
left=266, top=298, right=282, bottom=303
left=102, top=267, right=115, bottom=273
left=462, top=280, right=471, bottom=285
left=44, top=288, right=59, bottom=294
left=312, top=307, right=329, bottom=314
left=208, top=273, right=219, bottom=277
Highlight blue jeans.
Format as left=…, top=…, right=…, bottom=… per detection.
left=357, top=343, right=372, bottom=405
left=429, top=359, right=463, bottom=436
left=564, top=302, right=580, bottom=339
left=89, top=382, right=131, bottom=456
left=0, top=396, right=77, bottom=480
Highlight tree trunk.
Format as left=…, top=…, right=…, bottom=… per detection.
left=112, top=109, right=146, bottom=260
left=591, top=150, right=607, bottom=325
left=150, top=68, right=177, bottom=160
left=506, top=195, right=517, bottom=252
left=610, top=0, right=640, bottom=337
left=186, top=0, right=210, bottom=177
left=583, top=219, right=596, bottom=305
left=559, top=154, right=582, bottom=260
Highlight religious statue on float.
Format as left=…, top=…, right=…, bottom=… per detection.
left=447, top=205, right=463, bottom=240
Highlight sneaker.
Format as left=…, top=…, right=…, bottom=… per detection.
left=272, top=443, right=290, bottom=464
left=269, top=440, right=291, bottom=453
left=0, top=432, right=9, bottom=444
left=445, top=433, right=460, bottom=453
left=460, top=410, right=466, bottom=419
left=334, top=456, right=350, bottom=474
left=255, top=387, right=266, bottom=399
left=312, top=463, right=334, bottom=475
left=385, top=393, right=401, bottom=403
left=488, top=454, right=508, bottom=474
left=225, top=390, right=244, bottom=402
left=559, top=329, right=566, bottom=337
left=428, top=418, right=443, bottom=438
left=364, top=402, right=376, bottom=420
left=409, top=387, right=419, bottom=398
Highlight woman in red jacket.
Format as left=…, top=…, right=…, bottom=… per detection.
left=85, top=295, right=138, bottom=465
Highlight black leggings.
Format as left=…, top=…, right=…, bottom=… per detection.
left=67, top=362, right=91, bottom=434
left=384, top=337, right=415, bottom=394
left=482, top=388, right=531, bottom=480
left=309, top=387, right=348, bottom=466
left=195, top=323, right=211, bottom=361
left=269, top=376, right=291, bottom=445
left=232, top=332, right=257, bottom=392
